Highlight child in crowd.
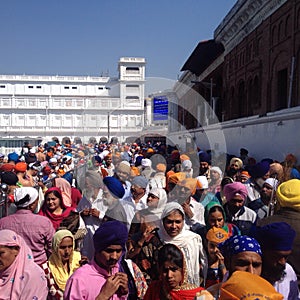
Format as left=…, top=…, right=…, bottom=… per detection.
left=205, top=227, right=229, bottom=288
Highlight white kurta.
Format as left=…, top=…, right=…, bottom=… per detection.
left=76, top=189, right=108, bottom=260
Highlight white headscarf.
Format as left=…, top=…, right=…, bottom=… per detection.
left=147, top=188, right=168, bottom=218
left=158, top=202, right=207, bottom=286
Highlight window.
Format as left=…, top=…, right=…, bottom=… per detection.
left=0, top=85, right=5, bottom=88
left=64, top=86, right=69, bottom=89
left=98, top=87, right=104, bottom=90
left=126, top=67, right=139, bottom=74
left=72, top=87, right=77, bottom=89
left=126, top=84, right=139, bottom=93
left=36, top=86, right=42, bottom=89
left=277, top=68, right=288, bottom=110
left=28, top=86, right=33, bottom=89
left=126, top=96, right=139, bottom=100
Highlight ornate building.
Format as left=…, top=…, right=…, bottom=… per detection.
left=0, top=57, right=146, bottom=148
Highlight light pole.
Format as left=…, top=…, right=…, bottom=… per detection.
left=107, top=112, right=110, bottom=142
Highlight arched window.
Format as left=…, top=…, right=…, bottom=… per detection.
left=285, top=15, right=291, bottom=36
left=238, top=80, right=246, bottom=117
left=278, top=20, right=283, bottom=41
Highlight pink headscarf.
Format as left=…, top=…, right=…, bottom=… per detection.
left=0, top=229, right=48, bottom=299
left=223, top=182, right=248, bottom=202
left=55, top=177, right=72, bottom=207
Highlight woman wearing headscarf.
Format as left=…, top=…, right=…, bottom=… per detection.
left=144, top=244, right=211, bottom=300
left=201, top=200, right=240, bottom=240
left=41, top=229, right=83, bottom=299
left=54, top=177, right=72, bottom=208
left=39, top=187, right=74, bottom=230
left=158, top=202, right=207, bottom=286
left=126, top=188, right=167, bottom=283
left=0, top=229, right=48, bottom=299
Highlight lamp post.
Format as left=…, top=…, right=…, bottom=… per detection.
left=107, top=112, right=110, bottom=142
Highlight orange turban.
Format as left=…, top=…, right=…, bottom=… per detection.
left=15, top=162, right=27, bottom=173
left=180, top=154, right=190, bottom=161
left=167, top=172, right=186, bottom=185
left=130, top=166, right=140, bottom=177
left=156, top=163, right=166, bottom=173
left=206, top=227, right=228, bottom=244
left=220, top=271, right=283, bottom=300
left=178, top=178, right=197, bottom=195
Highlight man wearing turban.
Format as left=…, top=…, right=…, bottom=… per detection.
left=257, top=179, right=300, bottom=289
left=225, top=157, right=243, bottom=182
left=223, top=182, right=257, bottom=235
left=0, top=187, right=55, bottom=265
left=102, top=176, right=127, bottom=225
left=76, top=170, right=108, bottom=260
left=253, top=222, right=300, bottom=299
left=65, top=220, right=129, bottom=299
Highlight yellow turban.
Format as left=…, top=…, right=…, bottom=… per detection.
left=276, top=179, right=300, bottom=212
left=220, top=271, right=283, bottom=300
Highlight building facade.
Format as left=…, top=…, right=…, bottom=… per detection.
left=0, top=57, right=145, bottom=148
left=169, top=0, right=300, bottom=160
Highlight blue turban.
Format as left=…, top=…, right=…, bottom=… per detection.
left=220, top=235, right=262, bottom=257
left=248, top=161, right=270, bottom=178
left=8, top=152, right=19, bottom=162
left=103, top=176, right=125, bottom=199
left=253, top=222, right=296, bottom=251
left=62, top=172, right=73, bottom=185
left=199, top=151, right=211, bottom=164
left=135, top=156, right=143, bottom=167
left=93, top=220, right=128, bottom=253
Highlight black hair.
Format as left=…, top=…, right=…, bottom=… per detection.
left=158, top=244, right=184, bottom=269
left=208, top=205, right=225, bottom=218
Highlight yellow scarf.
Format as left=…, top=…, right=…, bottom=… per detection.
left=48, top=229, right=81, bottom=291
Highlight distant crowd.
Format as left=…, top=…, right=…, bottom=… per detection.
left=0, top=138, right=300, bottom=299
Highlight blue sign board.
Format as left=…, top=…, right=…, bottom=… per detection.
left=153, top=96, right=168, bottom=121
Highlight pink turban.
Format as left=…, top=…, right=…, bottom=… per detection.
left=223, top=182, right=248, bottom=202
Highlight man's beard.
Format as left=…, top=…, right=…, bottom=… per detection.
left=262, top=264, right=286, bottom=284
left=227, top=168, right=238, bottom=176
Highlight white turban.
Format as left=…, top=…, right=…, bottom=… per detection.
left=14, top=187, right=39, bottom=207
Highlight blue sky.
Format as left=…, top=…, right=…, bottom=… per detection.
left=0, top=1, right=236, bottom=80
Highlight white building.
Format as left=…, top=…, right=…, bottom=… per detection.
left=0, top=57, right=146, bottom=148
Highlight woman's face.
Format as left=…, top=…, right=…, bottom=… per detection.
left=163, top=211, right=184, bottom=237
left=161, top=260, right=183, bottom=290
left=58, top=237, right=73, bottom=264
left=147, top=193, right=160, bottom=208
left=208, top=210, right=224, bottom=228
left=0, top=245, right=19, bottom=271
left=46, top=192, right=61, bottom=211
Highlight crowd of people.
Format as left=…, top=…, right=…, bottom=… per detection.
left=0, top=138, right=300, bottom=299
